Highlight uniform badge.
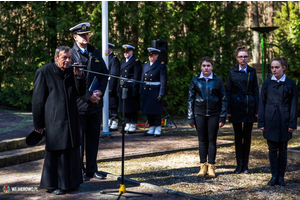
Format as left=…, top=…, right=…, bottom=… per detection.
left=95, top=59, right=100, bottom=62
left=82, top=25, right=87, bottom=30
left=136, top=59, right=139, bottom=61
left=161, top=62, right=164, bottom=64
left=124, top=46, right=127, bottom=50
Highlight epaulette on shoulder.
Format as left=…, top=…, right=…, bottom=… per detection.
left=145, top=61, right=148, bottom=64
left=114, top=55, right=117, bottom=58
left=136, top=59, right=139, bottom=61
left=161, top=61, right=164, bottom=64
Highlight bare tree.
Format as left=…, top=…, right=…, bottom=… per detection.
left=252, top=1, right=260, bottom=65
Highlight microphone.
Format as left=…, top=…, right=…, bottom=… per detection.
left=69, top=64, right=87, bottom=68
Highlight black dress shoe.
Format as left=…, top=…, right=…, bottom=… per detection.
left=82, top=173, right=89, bottom=181
left=268, top=176, right=278, bottom=186
left=242, top=165, right=249, bottom=174
left=46, top=189, right=54, bottom=193
left=93, top=172, right=105, bottom=179
left=52, top=189, right=65, bottom=195
left=278, top=177, right=286, bottom=186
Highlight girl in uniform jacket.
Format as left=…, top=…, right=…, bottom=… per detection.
left=187, top=56, right=226, bottom=178
left=226, top=47, right=259, bottom=174
left=258, top=57, right=298, bottom=186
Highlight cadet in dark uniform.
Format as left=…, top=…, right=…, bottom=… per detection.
left=108, top=43, right=120, bottom=130
left=141, top=47, right=168, bottom=137
left=69, top=22, right=109, bottom=181
left=258, top=57, right=298, bottom=186
left=118, top=44, right=142, bottom=133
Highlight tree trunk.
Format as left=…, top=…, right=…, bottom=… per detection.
left=252, top=1, right=260, bottom=64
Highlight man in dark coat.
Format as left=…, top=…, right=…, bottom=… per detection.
left=32, top=46, right=86, bottom=195
left=108, top=42, right=120, bottom=131
left=141, top=47, right=168, bottom=137
left=69, top=22, right=109, bottom=181
left=118, top=44, right=142, bottom=133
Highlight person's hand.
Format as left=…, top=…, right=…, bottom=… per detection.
left=35, top=128, right=44, bottom=135
left=89, top=90, right=102, bottom=103
left=73, top=62, right=83, bottom=77
left=157, top=95, right=163, bottom=102
left=255, top=114, right=258, bottom=118
left=288, top=128, right=295, bottom=133
left=190, top=124, right=195, bottom=128
left=219, top=122, right=224, bottom=128
left=227, top=114, right=231, bottom=117
left=259, top=127, right=265, bottom=131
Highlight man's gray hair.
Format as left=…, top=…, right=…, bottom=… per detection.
left=55, top=46, right=71, bottom=57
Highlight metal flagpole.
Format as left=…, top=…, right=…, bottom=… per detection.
left=101, top=1, right=111, bottom=137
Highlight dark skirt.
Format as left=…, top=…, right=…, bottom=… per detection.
left=40, top=147, right=83, bottom=190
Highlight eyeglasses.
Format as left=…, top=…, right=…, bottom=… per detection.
left=237, top=56, right=249, bottom=60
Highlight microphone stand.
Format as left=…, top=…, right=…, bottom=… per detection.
left=79, top=68, right=152, bottom=199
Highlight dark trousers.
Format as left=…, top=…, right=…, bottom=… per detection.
left=232, top=122, right=253, bottom=160
left=40, top=147, right=82, bottom=190
left=195, top=115, right=219, bottom=164
left=109, top=107, right=118, bottom=120
left=79, top=112, right=101, bottom=176
left=267, top=140, right=288, bottom=178
left=147, top=114, right=161, bottom=126
left=125, top=112, right=138, bottom=123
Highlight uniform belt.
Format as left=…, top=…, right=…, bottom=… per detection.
left=145, top=82, right=161, bottom=85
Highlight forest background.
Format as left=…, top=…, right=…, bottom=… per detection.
left=1, top=1, right=300, bottom=115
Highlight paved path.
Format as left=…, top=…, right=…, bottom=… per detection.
left=0, top=108, right=219, bottom=199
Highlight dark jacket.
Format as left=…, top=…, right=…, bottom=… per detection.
left=32, top=59, right=86, bottom=151
left=108, top=52, right=120, bottom=109
left=71, top=42, right=109, bottom=114
left=118, top=56, right=142, bottom=113
left=258, top=77, right=298, bottom=142
left=226, top=65, right=259, bottom=123
left=140, top=59, right=168, bottom=114
left=187, top=74, right=227, bottom=124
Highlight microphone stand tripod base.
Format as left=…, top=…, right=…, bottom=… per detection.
left=99, top=80, right=152, bottom=199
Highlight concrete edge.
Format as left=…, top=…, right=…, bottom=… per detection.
left=99, top=171, right=208, bottom=200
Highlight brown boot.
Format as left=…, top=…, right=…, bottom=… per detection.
left=207, top=164, right=216, bottom=178
left=197, top=163, right=207, bottom=177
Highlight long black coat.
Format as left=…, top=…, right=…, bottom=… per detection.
left=32, top=59, right=86, bottom=151
left=140, top=59, right=167, bottom=115
left=258, top=78, right=298, bottom=142
left=226, top=65, right=259, bottom=123
left=71, top=42, right=109, bottom=113
left=108, top=52, right=120, bottom=109
left=118, top=56, right=142, bottom=113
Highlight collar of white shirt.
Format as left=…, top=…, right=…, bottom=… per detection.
left=199, top=72, right=213, bottom=80
left=239, top=65, right=247, bottom=73
left=271, top=74, right=286, bottom=82
left=126, top=55, right=133, bottom=62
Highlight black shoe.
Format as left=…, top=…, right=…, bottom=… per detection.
left=268, top=177, right=278, bottom=186
left=154, top=134, right=161, bottom=137
left=242, top=158, right=249, bottom=173
left=46, top=189, right=54, bottom=193
left=82, top=173, right=89, bottom=181
left=93, top=172, right=105, bottom=179
left=52, top=189, right=65, bottom=195
left=278, top=177, right=286, bottom=186
left=234, top=159, right=243, bottom=173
